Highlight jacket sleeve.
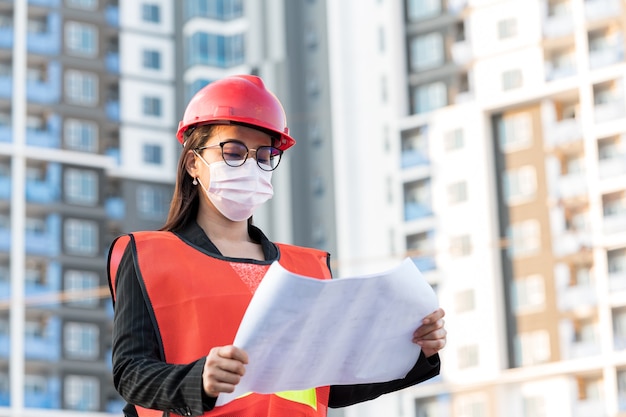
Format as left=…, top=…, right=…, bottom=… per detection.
left=328, top=352, right=440, bottom=408
left=111, top=247, right=217, bottom=417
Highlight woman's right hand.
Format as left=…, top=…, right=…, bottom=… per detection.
left=203, top=345, right=249, bottom=398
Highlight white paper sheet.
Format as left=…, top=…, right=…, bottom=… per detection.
left=215, top=258, right=438, bottom=407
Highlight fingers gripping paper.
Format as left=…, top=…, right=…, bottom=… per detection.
left=215, top=258, right=438, bottom=407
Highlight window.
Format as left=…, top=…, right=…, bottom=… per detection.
left=498, top=113, right=533, bottom=151
left=455, top=289, right=475, bottom=313
left=444, top=128, right=464, bottom=151
left=143, top=144, right=162, bottom=165
left=608, top=249, right=626, bottom=274
left=618, top=369, right=626, bottom=398
left=515, top=330, right=550, bottom=366
left=457, top=395, right=487, bottom=417
left=65, top=21, right=98, bottom=57
left=502, top=69, right=523, bottom=90
left=512, top=274, right=545, bottom=312
left=188, top=33, right=245, bottom=68
left=65, top=270, right=99, bottom=307
left=137, top=185, right=169, bottom=220
left=64, top=119, right=98, bottom=152
left=450, top=235, right=471, bottom=257
left=186, top=79, right=212, bottom=102
left=504, top=166, right=536, bottom=203
left=143, top=96, right=162, bottom=117
left=65, top=70, right=98, bottom=106
left=186, top=0, right=244, bottom=20
left=447, top=181, right=467, bottom=204
left=65, top=375, right=99, bottom=411
left=66, top=0, right=98, bottom=10
left=458, top=344, right=479, bottom=369
left=522, top=396, right=546, bottom=417
left=142, top=3, right=160, bottom=23
left=142, top=49, right=161, bottom=70
left=407, top=0, right=442, bottom=21
left=410, top=32, right=444, bottom=71
left=497, top=18, right=517, bottom=39
left=508, top=220, right=541, bottom=257
left=25, top=217, right=46, bottom=235
left=548, top=0, right=570, bottom=17
left=24, top=375, right=48, bottom=397
left=613, top=308, right=626, bottom=340
left=64, top=168, right=98, bottom=206
left=64, top=219, right=98, bottom=256
left=64, top=322, right=99, bottom=359
left=413, top=82, right=447, bottom=114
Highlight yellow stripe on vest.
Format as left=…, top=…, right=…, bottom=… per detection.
left=275, top=389, right=318, bottom=410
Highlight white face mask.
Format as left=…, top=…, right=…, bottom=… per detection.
left=195, top=157, right=274, bottom=221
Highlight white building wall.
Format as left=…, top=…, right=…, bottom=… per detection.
left=119, top=32, right=176, bottom=81
left=327, top=0, right=406, bottom=278
left=119, top=0, right=175, bottom=35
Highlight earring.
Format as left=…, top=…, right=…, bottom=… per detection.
left=192, top=178, right=198, bottom=186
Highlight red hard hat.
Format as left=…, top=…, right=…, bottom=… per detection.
left=176, top=75, right=296, bottom=151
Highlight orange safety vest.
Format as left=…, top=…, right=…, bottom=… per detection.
left=108, top=231, right=332, bottom=417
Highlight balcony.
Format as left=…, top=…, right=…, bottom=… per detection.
left=0, top=13, right=60, bottom=53
left=451, top=40, right=472, bottom=65
left=25, top=376, right=61, bottom=409
left=105, top=196, right=125, bottom=220
left=595, top=100, right=625, bottom=124
left=29, top=0, right=61, bottom=6
left=27, top=13, right=61, bottom=56
left=25, top=214, right=61, bottom=257
left=552, top=230, right=592, bottom=257
left=106, top=147, right=121, bottom=165
left=404, top=202, right=432, bottom=221
left=589, top=46, right=624, bottom=70
left=25, top=317, right=61, bottom=361
left=0, top=172, right=8, bottom=200
left=603, top=212, right=626, bottom=234
left=411, top=255, right=436, bottom=272
left=401, top=149, right=429, bottom=169
left=543, top=13, right=574, bottom=38
left=544, top=118, right=582, bottom=148
left=545, top=60, right=576, bottom=81
left=585, top=0, right=622, bottom=21
left=609, top=271, right=626, bottom=291
left=27, top=115, right=61, bottom=149
left=0, top=317, right=60, bottom=361
left=106, top=51, right=120, bottom=74
left=558, top=283, right=597, bottom=311
left=26, top=162, right=61, bottom=204
left=558, top=172, right=588, bottom=200
left=447, top=0, right=467, bottom=13
left=0, top=62, right=62, bottom=105
left=566, top=338, right=601, bottom=359
left=105, top=4, right=120, bottom=27
left=25, top=261, right=61, bottom=308
left=599, top=154, right=626, bottom=178
left=106, top=100, right=120, bottom=122
left=573, top=399, right=606, bottom=417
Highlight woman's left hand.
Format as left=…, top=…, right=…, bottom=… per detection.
left=412, top=308, right=447, bottom=358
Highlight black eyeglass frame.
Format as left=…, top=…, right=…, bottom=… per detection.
left=194, top=140, right=283, bottom=171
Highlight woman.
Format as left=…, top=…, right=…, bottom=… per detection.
left=108, top=75, right=447, bottom=417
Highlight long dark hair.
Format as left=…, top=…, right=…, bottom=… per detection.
left=160, top=125, right=217, bottom=232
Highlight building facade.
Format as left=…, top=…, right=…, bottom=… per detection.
left=0, top=0, right=336, bottom=415
left=326, top=0, right=626, bottom=416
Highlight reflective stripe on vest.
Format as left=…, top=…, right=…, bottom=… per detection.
left=108, top=231, right=331, bottom=417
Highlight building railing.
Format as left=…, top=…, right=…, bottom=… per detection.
left=599, top=154, right=626, bottom=178
left=400, top=148, right=430, bottom=169
left=25, top=162, right=61, bottom=204
left=543, top=13, right=574, bottom=38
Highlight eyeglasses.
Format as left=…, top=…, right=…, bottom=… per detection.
left=195, top=140, right=283, bottom=171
